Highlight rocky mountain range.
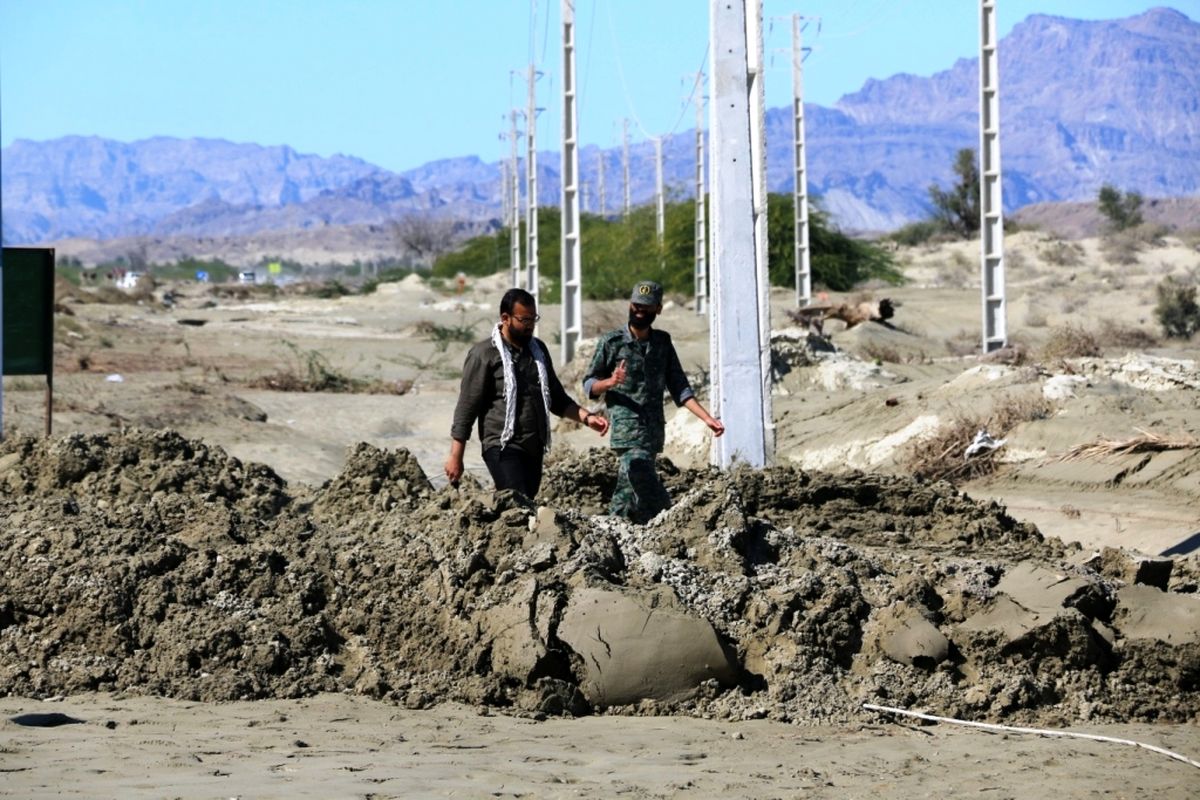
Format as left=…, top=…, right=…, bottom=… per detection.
left=2, top=6, right=1197, bottom=246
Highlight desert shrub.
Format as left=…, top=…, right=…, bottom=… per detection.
left=927, top=148, right=980, bottom=238
left=1039, top=324, right=1102, bottom=361
left=902, top=390, right=1054, bottom=483
left=1153, top=277, right=1200, bottom=339
left=1098, top=319, right=1158, bottom=351
left=889, top=220, right=940, bottom=247
left=1040, top=239, right=1084, bottom=267
left=1023, top=305, right=1048, bottom=328
left=413, top=318, right=479, bottom=351
left=857, top=340, right=902, bottom=364
left=209, top=283, right=280, bottom=300
left=1101, top=232, right=1142, bottom=266
left=1097, top=184, right=1144, bottom=232
left=934, top=265, right=970, bottom=289
left=302, top=280, right=352, bottom=299
left=943, top=329, right=980, bottom=357
left=247, top=341, right=410, bottom=395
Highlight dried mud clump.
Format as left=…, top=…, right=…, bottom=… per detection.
left=1, top=430, right=1197, bottom=725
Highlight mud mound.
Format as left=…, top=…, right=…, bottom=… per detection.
left=1, top=430, right=1197, bottom=725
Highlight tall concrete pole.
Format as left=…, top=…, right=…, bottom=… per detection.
left=979, top=0, right=1007, bottom=352
left=791, top=14, right=812, bottom=307
left=694, top=90, right=708, bottom=316
left=654, top=137, right=665, bottom=245
left=526, top=64, right=541, bottom=304
left=509, top=109, right=523, bottom=290
left=622, top=118, right=632, bottom=218
left=747, top=0, right=774, bottom=460
left=560, top=0, right=583, bottom=363
left=709, top=0, right=770, bottom=468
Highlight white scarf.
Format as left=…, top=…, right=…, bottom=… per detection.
left=492, top=324, right=553, bottom=452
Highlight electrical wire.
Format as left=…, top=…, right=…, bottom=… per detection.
left=863, top=704, right=1200, bottom=771
left=604, top=0, right=707, bottom=143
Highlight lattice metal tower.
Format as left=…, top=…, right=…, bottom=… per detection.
left=979, top=0, right=1007, bottom=352
left=791, top=14, right=812, bottom=306
left=526, top=65, right=541, bottom=304
left=560, top=0, right=583, bottom=363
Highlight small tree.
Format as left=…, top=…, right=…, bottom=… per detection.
left=392, top=213, right=459, bottom=266
left=1153, top=277, right=1200, bottom=339
left=1097, top=184, right=1144, bottom=231
left=928, top=148, right=980, bottom=238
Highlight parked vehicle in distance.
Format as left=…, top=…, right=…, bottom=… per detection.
left=238, top=271, right=257, bottom=285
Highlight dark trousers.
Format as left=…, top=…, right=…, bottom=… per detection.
left=482, top=446, right=544, bottom=499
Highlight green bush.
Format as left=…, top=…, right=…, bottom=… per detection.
left=1098, top=184, right=1144, bottom=232
left=1153, top=277, right=1200, bottom=339
left=888, top=221, right=941, bottom=247
left=433, top=195, right=902, bottom=302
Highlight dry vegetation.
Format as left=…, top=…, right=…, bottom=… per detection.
left=902, top=391, right=1054, bottom=483
left=1038, top=323, right=1103, bottom=362
left=246, top=342, right=411, bottom=395
left=1059, top=429, right=1199, bottom=462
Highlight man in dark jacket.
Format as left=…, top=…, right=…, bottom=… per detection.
left=583, top=280, right=724, bottom=522
left=446, top=288, right=609, bottom=497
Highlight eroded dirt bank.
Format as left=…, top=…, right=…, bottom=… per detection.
left=1, top=430, right=1197, bottom=725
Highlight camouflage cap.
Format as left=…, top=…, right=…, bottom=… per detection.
left=630, top=280, right=664, bottom=306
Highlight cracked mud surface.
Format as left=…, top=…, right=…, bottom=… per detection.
left=2, top=429, right=1197, bottom=724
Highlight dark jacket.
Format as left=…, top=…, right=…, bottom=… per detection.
left=451, top=334, right=573, bottom=453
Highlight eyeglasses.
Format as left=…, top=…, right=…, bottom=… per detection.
left=511, top=314, right=540, bottom=325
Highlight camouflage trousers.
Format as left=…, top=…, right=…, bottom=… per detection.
left=609, top=447, right=671, bottom=524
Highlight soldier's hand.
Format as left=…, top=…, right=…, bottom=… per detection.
left=609, top=359, right=627, bottom=389
left=586, top=414, right=610, bottom=436
left=708, top=417, right=726, bottom=437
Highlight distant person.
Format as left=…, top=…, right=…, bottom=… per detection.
left=446, top=288, right=609, bottom=497
left=583, top=280, right=725, bottom=522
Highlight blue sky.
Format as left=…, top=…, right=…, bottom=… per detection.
left=1, top=0, right=1192, bottom=173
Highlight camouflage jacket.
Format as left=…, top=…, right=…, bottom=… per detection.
left=583, top=327, right=695, bottom=452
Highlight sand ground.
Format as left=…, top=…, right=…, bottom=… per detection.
left=2, top=694, right=1198, bottom=799
left=2, top=231, right=1199, bottom=796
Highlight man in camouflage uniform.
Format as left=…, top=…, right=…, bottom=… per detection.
left=584, top=280, right=725, bottom=522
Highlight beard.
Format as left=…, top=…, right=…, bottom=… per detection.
left=628, top=309, right=656, bottom=330
left=507, top=324, right=534, bottom=345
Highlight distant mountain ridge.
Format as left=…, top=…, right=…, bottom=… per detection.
left=2, top=6, right=1197, bottom=244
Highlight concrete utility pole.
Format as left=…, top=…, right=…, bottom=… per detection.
left=708, top=0, right=770, bottom=468
left=694, top=88, right=708, bottom=316
left=654, top=137, right=665, bottom=245
left=560, top=0, right=583, bottom=363
left=509, top=109, right=523, bottom=290
left=622, top=118, right=632, bottom=218
left=526, top=64, right=541, bottom=304
left=791, top=14, right=813, bottom=307
left=979, top=0, right=1007, bottom=352
left=747, top=0, right=774, bottom=460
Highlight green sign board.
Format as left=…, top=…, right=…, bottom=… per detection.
left=2, top=247, right=56, bottom=376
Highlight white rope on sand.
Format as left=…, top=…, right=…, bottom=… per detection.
left=863, top=703, right=1200, bottom=770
